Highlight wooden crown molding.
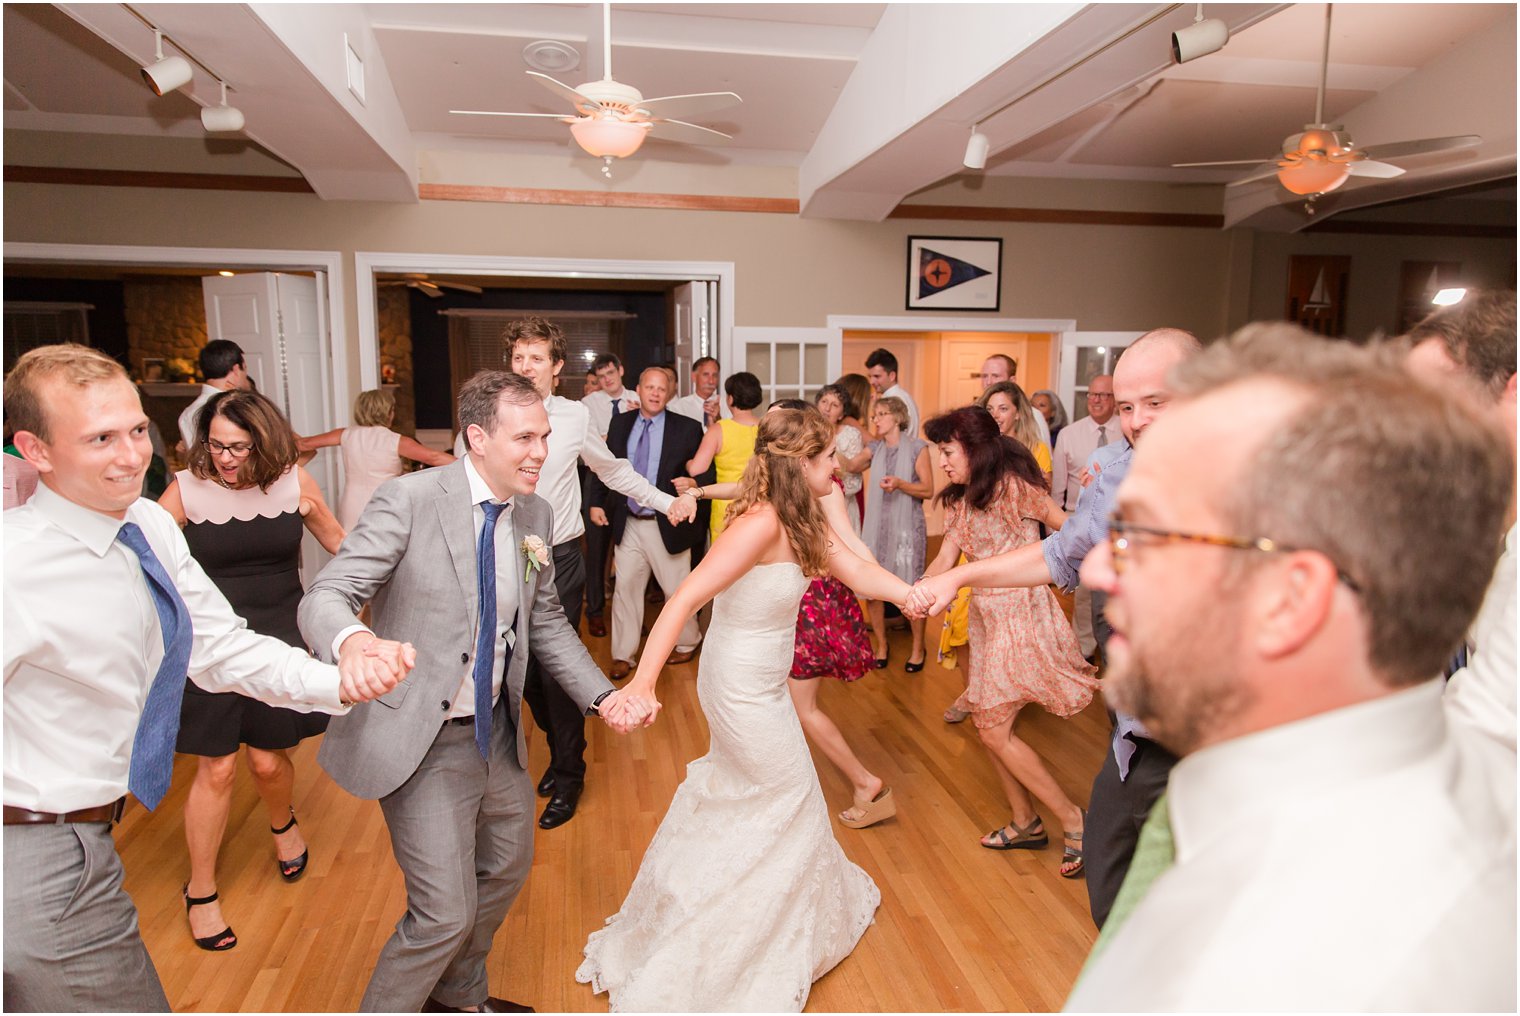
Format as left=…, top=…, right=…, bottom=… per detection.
left=4, top=166, right=313, bottom=193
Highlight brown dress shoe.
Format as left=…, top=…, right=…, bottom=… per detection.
left=585, top=613, right=607, bottom=638
left=666, top=647, right=697, bottom=665
left=609, top=660, right=631, bottom=680
left=423, top=996, right=535, bottom=1013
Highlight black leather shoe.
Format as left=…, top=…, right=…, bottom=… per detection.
left=538, top=785, right=582, bottom=829
left=535, top=772, right=555, bottom=798
left=422, top=996, right=535, bottom=1013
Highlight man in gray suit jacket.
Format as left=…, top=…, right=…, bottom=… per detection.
left=299, top=370, right=638, bottom=1014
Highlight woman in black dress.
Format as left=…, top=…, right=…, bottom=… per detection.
left=158, top=390, right=344, bottom=951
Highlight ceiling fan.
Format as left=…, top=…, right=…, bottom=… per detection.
left=1173, top=3, right=1480, bottom=213
left=450, top=3, right=743, bottom=177
left=379, top=274, right=484, bottom=299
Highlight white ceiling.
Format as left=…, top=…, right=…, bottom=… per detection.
left=4, top=3, right=1515, bottom=230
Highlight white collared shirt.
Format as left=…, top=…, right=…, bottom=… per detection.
left=4, top=483, right=346, bottom=813
left=668, top=392, right=728, bottom=426
left=445, top=455, right=521, bottom=721
left=1446, top=522, right=1517, bottom=753
left=177, top=383, right=224, bottom=451
left=1067, top=681, right=1517, bottom=1012
left=880, top=383, right=920, bottom=437
left=1052, top=413, right=1119, bottom=512
left=583, top=387, right=639, bottom=440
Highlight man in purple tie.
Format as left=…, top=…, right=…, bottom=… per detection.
left=2, top=344, right=413, bottom=1011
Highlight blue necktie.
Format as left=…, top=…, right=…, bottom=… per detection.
left=117, top=522, right=194, bottom=811
left=473, top=501, right=508, bottom=758
left=627, top=416, right=654, bottom=518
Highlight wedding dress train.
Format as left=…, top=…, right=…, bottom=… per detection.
left=577, top=562, right=880, bottom=1012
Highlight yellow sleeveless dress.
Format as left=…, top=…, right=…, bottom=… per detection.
left=709, top=418, right=758, bottom=542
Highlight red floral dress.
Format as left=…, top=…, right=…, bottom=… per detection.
left=790, top=575, right=875, bottom=681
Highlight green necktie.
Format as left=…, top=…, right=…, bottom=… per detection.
left=1074, top=792, right=1174, bottom=984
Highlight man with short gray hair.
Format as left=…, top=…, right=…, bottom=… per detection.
left=1066, top=325, right=1515, bottom=1011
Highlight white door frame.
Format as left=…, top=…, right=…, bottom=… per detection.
left=353, top=252, right=736, bottom=389
left=3, top=241, right=348, bottom=415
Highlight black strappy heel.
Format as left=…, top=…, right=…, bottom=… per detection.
left=183, top=884, right=237, bottom=951
left=272, top=809, right=308, bottom=883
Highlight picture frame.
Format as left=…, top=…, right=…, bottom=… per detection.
left=141, top=357, right=166, bottom=383
left=906, top=235, right=1002, bottom=311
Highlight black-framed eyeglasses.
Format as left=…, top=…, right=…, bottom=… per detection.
left=1106, top=516, right=1362, bottom=594
left=205, top=438, right=254, bottom=458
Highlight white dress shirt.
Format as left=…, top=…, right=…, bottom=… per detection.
left=668, top=392, right=727, bottom=427
left=583, top=387, right=639, bottom=440
left=1067, top=680, right=1517, bottom=1012
left=450, top=396, right=674, bottom=549
left=1052, top=414, right=1119, bottom=511
left=880, top=383, right=920, bottom=438
left=1446, top=522, right=1517, bottom=753
left=177, top=383, right=224, bottom=452
left=4, top=483, right=346, bottom=813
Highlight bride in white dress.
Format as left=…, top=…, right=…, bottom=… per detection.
left=578, top=406, right=914, bottom=1012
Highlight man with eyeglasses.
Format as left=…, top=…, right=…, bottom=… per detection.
left=1064, top=324, right=1515, bottom=1011
left=907, top=327, right=1200, bottom=927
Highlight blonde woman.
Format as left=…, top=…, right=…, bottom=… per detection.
left=979, top=381, right=1052, bottom=475
left=861, top=396, right=933, bottom=670
left=579, top=408, right=911, bottom=1012
left=298, top=388, right=454, bottom=529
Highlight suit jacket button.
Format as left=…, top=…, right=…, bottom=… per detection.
left=441, top=700, right=450, bottom=711
left=461, top=652, right=469, bottom=663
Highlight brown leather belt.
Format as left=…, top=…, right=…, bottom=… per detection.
left=3, top=798, right=126, bottom=826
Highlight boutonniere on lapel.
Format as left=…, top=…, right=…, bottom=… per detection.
left=521, top=535, right=550, bottom=582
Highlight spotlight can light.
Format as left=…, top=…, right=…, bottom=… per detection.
left=963, top=130, right=990, bottom=170
left=141, top=31, right=193, bottom=95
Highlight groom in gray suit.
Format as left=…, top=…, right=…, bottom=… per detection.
left=299, top=370, right=635, bottom=1013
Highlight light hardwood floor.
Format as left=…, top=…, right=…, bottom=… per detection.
left=120, top=607, right=1108, bottom=1012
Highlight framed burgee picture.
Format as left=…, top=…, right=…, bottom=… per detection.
left=906, top=236, right=1002, bottom=311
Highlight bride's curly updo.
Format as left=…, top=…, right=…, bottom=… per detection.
left=724, top=407, right=832, bottom=576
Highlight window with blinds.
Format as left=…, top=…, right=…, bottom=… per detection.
left=4, top=302, right=92, bottom=372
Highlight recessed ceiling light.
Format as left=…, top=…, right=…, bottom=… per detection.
left=523, top=40, right=580, bottom=75
left=218, top=271, right=235, bottom=277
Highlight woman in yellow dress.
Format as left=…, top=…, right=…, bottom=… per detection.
left=685, top=371, right=763, bottom=541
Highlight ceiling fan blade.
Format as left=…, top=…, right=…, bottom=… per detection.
left=449, top=110, right=568, bottom=119
left=415, top=282, right=444, bottom=298
left=1173, top=158, right=1276, bottom=168
left=527, top=71, right=603, bottom=112
left=1346, top=159, right=1406, bottom=179
left=636, top=91, right=743, bottom=120
left=1358, top=134, right=1481, bottom=161
left=646, top=118, right=732, bottom=146
left=437, top=282, right=485, bottom=295
left=1225, top=162, right=1287, bottom=188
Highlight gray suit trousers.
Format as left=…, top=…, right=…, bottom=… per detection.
left=361, top=697, right=536, bottom=1012
left=3, top=823, right=170, bottom=1012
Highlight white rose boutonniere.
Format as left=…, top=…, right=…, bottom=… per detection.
left=522, top=535, right=550, bottom=581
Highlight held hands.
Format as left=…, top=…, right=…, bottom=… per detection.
left=667, top=492, right=698, bottom=526
left=589, top=506, right=609, bottom=527
left=904, top=573, right=957, bottom=619
left=601, top=684, right=662, bottom=730
left=337, top=632, right=418, bottom=703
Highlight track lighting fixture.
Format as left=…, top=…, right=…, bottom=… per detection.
left=1171, top=5, right=1229, bottom=64
left=964, top=126, right=990, bottom=170
left=201, top=80, right=244, bottom=133
left=141, top=30, right=193, bottom=96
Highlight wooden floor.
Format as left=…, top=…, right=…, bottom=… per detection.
left=120, top=602, right=1109, bottom=1013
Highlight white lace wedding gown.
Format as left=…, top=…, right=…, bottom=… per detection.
left=577, top=562, right=881, bottom=1012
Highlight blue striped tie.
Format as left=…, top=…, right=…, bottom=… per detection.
left=117, top=522, right=193, bottom=811
left=473, top=501, right=507, bottom=758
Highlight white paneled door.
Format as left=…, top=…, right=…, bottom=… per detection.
left=202, top=271, right=336, bottom=580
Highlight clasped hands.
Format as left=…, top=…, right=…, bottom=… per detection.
left=587, top=489, right=697, bottom=528
left=337, top=632, right=418, bottom=704
left=901, top=573, right=958, bottom=620
left=596, top=686, right=662, bottom=732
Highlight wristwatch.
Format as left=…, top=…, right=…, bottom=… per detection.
left=587, top=689, right=613, bottom=717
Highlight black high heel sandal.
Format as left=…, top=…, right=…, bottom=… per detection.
left=183, top=884, right=237, bottom=951
left=272, top=809, right=308, bottom=883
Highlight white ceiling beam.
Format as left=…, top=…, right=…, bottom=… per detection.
left=1224, top=6, right=1517, bottom=231
left=55, top=3, right=418, bottom=202
left=799, top=3, right=1284, bottom=221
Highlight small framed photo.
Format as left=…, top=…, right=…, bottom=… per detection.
left=906, top=235, right=1002, bottom=311
left=141, top=358, right=166, bottom=382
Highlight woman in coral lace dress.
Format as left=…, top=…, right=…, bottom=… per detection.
left=922, top=406, right=1097, bottom=878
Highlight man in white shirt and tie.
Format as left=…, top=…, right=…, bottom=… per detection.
left=1066, top=325, right=1516, bottom=1012
left=582, top=352, right=638, bottom=441
left=668, top=356, right=723, bottom=429
left=176, top=339, right=250, bottom=460
left=3, top=344, right=413, bottom=1012
left=865, top=347, right=919, bottom=438
left=1053, top=374, right=1118, bottom=658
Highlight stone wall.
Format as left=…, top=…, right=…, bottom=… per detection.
left=377, top=286, right=416, bottom=436
left=124, top=276, right=207, bottom=379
